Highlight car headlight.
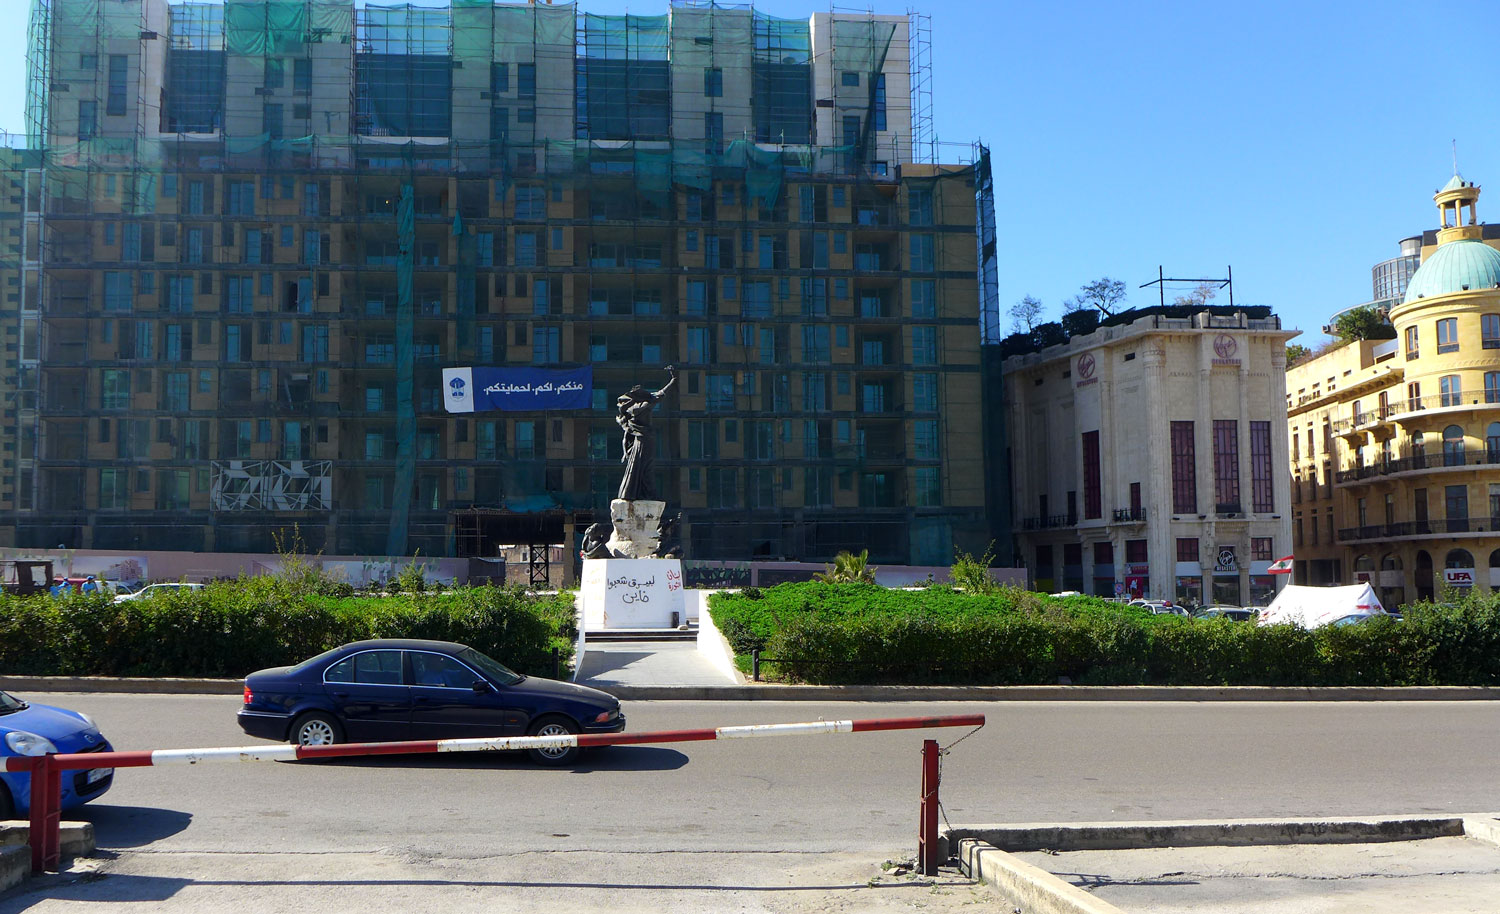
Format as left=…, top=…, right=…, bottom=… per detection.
left=592, top=708, right=619, bottom=723
left=5, top=730, right=58, bottom=756
left=75, top=712, right=98, bottom=730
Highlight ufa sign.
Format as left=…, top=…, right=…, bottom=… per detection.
left=1443, top=568, right=1475, bottom=587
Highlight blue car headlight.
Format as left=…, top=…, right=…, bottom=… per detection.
left=5, top=730, right=58, bottom=756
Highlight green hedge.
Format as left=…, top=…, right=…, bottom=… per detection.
left=707, top=583, right=1500, bottom=686
left=0, top=582, right=576, bottom=679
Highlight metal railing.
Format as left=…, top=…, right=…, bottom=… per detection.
left=1338, top=517, right=1500, bottom=541
left=1112, top=507, right=1146, bottom=522
left=1332, top=392, right=1500, bottom=433
left=1336, top=448, right=1500, bottom=483
left=1020, top=513, right=1077, bottom=530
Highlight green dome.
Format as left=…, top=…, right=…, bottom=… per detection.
left=1440, top=174, right=1470, bottom=193
left=1402, top=240, right=1500, bottom=303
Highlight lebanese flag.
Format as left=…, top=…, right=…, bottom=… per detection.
left=1267, top=555, right=1294, bottom=574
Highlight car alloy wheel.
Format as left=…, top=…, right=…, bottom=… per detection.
left=296, top=717, right=338, bottom=746
left=527, top=718, right=579, bottom=765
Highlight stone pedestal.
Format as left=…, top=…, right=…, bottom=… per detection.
left=580, top=557, right=685, bottom=630
left=605, top=499, right=664, bottom=559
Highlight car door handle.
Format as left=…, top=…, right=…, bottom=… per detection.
left=331, top=691, right=350, bottom=698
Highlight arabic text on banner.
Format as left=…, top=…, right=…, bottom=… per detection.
left=441, top=367, right=593, bottom=413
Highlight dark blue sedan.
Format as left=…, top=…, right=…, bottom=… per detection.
left=0, top=690, right=114, bottom=817
left=237, top=639, right=624, bottom=765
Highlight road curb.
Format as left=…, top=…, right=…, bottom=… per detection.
left=7, top=676, right=1500, bottom=701
left=0, top=821, right=95, bottom=892
left=947, top=815, right=1500, bottom=914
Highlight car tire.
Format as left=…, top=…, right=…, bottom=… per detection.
left=526, top=715, right=580, bottom=766
left=291, top=711, right=344, bottom=747
left=0, top=781, right=13, bottom=820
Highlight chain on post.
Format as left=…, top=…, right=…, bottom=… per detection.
left=932, top=724, right=983, bottom=833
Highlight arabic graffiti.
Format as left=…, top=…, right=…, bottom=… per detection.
left=666, top=568, right=682, bottom=592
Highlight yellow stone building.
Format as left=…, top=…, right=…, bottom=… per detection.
left=1286, top=175, right=1500, bottom=603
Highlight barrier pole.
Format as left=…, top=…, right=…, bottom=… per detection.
left=16, top=713, right=984, bottom=874
left=918, top=738, right=940, bottom=875
left=28, top=756, right=61, bottom=873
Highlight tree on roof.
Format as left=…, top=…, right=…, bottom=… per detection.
left=1009, top=294, right=1043, bottom=334
left=1063, top=277, right=1127, bottom=316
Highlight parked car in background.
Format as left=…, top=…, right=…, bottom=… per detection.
left=113, top=582, right=204, bottom=603
left=1194, top=606, right=1255, bottom=622
left=0, top=690, right=114, bottom=817
left=1130, top=599, right=1189, bottom=617
left=238, top=639, right=624, bottom=766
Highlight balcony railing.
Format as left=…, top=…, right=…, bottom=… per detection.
left=1336, top=447, right=1500, bottom=484
left=1331, top=392, right=1500, bottom=433
left=1112, top=507, right=1146, bottom=522
left=1020, top=513, right=1078, bottom=531
left=1338, top=517, right=1500, bottom=541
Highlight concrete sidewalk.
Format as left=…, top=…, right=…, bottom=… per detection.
left=951, top=815, right=1500, bottom=914
left=574, top=641, right=736, bottom=689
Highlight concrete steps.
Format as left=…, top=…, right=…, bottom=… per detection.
left=584, top=627, right=698, bottom=643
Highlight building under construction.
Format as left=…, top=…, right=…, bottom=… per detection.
left=6, top=0, right=1003, bottom=565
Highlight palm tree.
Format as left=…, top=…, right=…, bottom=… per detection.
left=813, top=550, right=876, bottom=584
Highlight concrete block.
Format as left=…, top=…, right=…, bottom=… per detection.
left=580, top=558, right=684, bottom=629
left=945, top=815, right=1465, bottom=852
left=957, top=838, right=1128, bottom=914
left=1462, top=815, right=1500, bottom=848
left=0, top=821, right=96, bottom=858
left=1, top=844, right=25, bottom=893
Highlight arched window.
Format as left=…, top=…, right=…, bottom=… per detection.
left=1446, top=549, right=1474, bottom=568
left=1354, top=554, right=1374, bottom=571
left=1444, top=425, right=1466, bottom=467
left=1490, top=549, right=1500, bottom=569
left=1488, top=422, right=1500, bottom=464
left=1487, top=372, right=1500, bottom=404
left=1380, top=553, right=1403, bottom=571
left=1411, top=431, right=1426, bottom=468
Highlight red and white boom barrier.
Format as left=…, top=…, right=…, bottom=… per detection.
left=7, top=713, right=983, bottom=875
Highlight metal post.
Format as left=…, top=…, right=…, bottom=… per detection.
left=751, top=649, right=760, bottom=682
left=28, top=755, right=60, bottom=873
left=918, top=738, right=940, bottom=875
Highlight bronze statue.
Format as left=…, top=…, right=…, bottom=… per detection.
left=615, top=366, right=677, bottom=501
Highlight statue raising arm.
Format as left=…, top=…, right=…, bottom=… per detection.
left=650, top=365, right=678, bottom=401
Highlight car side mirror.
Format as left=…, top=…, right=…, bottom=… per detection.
left=472, top=680, right=492, bottom=694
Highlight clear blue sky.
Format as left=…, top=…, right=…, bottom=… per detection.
left=0, top=0, right=1494, bottom=344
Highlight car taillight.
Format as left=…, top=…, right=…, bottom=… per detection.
left=243, top=685, right=253, bottom=705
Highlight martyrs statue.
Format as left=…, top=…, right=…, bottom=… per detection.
left=615, top=365, right=677, bottom=501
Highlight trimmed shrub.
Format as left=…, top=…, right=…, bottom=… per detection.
left=0, top=584, right=575, bottom=679
left=707, top=583, right=1500, bottom=686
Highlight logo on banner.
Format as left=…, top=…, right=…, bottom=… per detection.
left=449, top=376, right=467, bottom=401
left=1444, top=568, right=1475, bottom=587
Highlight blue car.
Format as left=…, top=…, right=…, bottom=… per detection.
left=238, top=639, right=625, bottom=766
left=0, top=690, right=114, bottom=817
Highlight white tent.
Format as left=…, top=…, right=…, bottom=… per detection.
left=1257, top=583, right=1385, bottom=629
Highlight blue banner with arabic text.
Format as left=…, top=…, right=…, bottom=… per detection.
left=442, top=367, right=593, bottom=413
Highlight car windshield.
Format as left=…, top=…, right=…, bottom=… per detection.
left=459, top=648, right=524, bottom=686
left=0, top=691, right=27, bottom=714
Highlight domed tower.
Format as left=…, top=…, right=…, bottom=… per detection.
left=1369, top=173, right=1500, bottom=600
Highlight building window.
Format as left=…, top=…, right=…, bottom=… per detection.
left=1250, top=420, right=1274, bottom=513
left=1486, top=372, right=1500, bottom=404
left=911, top=326, right=937, bottom=365
left=704, top=67, right=722, bottom=97
left=107, top=55, right=128, bottom=116
left=1484, top=314, right=1500, bottom=349
left=1444, top=424, right=1466, bottom=467
left=1488, top=422, right=1500, bottom=464
left=1251, top=537, right=1273, bottom=562
left=1440, top=374, right=1462, bottom=407
left=1176, top=538, right=1199, bottom=563
left=1407, top=381, right=1421, bottom=411
left=1405, top=325, right=1419, bottom=360
left=1170, top=421, right=1196, bottom=513
left=1437, top=317, right=1459, bottom=354
left=1213, top=419, right=1240, bottom=511
left=1081, top=430, right=1101, bottom=519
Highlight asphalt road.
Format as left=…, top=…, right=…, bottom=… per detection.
left=15, top=693, right=1500, bottom=858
